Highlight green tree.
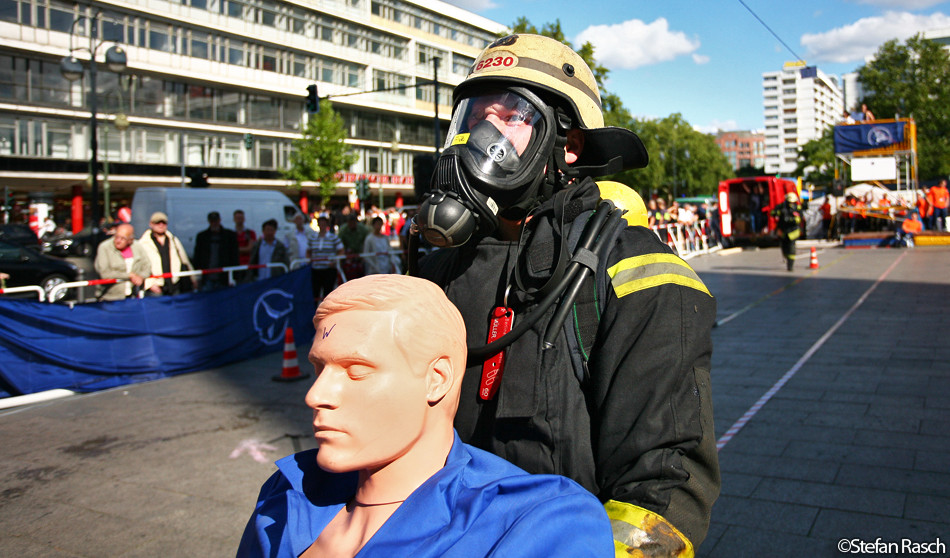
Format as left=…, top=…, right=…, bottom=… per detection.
left=508, top=19, right=610, bottom=101
left=283, top=99, right=358, bottom=206
left=619, top=114, right=732, bottom=200
left=858, top=34, right=950, bottom=179
left=794, top=126, right=836, bottom=187
left=504, top=19, right=731, bottom=199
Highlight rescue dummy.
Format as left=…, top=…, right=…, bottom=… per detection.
left=237, top=274, right=613, bottom=557
left=410, top=33, right=717, bottom=557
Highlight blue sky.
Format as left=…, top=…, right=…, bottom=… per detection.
left=443, top=0, right=950, bottom=133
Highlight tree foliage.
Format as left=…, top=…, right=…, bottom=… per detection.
left=858, top=34, right=950, bottom=180
left=283, top=99, right=358, bottom=205
left=619, top=114, right=733, bottom=199
left=506, top=18, right=731, bottom=199
left=794, top=126, right=836, bottom=187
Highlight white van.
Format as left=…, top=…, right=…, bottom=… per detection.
left=130, top=188, right=304, bottom=257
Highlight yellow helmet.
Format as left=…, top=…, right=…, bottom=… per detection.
left=597, top=181, right=648, bottom=227
left=456, top=34, right=604, bottom=130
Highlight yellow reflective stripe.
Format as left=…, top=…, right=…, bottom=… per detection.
left=605, top=500, right=694, bottom=558
left=608, top=253, right=711, bottom=298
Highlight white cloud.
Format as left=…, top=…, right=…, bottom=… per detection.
left=853, top=0, right=947, bottom=9
left=802, top=11, right=950, bottom=63
left=574, top=18, right=700, bottom=70
left=439, top=0, right=498, bottom=11
left=692, top=53, right=711, bottom=65
left=693, top=119, right=739, bottom=135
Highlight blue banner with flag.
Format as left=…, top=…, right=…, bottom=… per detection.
left=0, top=267, right=315, bottom=396
left=833, top=122, right=905, bottom=153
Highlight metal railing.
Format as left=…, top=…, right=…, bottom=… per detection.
left=651, top=219, right=720, bottom=260
left=46, top=262, right=289, bottom=302
left=0, top=284, right=47, bottom=302
left=291, top=250, right=404, bottom=284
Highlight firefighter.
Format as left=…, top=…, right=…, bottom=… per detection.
left=411, top=34, right=718, bottom=556
left=771, top=192, right=803, bottom=271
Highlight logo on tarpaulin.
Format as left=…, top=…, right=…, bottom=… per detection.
left=253, top=289, right=294, bottom=345
left=866, top=126, right=894, bottom=147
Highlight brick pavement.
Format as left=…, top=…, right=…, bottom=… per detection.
left=0, top=245, right=948, bottom=557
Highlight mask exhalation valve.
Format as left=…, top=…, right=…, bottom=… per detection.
left=415, top=190, right=479, bottom=248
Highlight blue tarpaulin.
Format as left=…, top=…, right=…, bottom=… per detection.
left=0, top=267, right=315, bottom=396
left=833, top=122, right=905, bottom=153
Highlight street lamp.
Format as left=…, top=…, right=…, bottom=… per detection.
left=60, top=10, right=127, bottom=231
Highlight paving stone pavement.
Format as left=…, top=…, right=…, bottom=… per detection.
left=1, top=244, right=948, bottom=557
left=691, top=244, right=950, bottom=557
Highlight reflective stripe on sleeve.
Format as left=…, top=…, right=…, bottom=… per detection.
left=605, top=500, right=694, bottom=558
left=607, top=253, right=711, bottom=298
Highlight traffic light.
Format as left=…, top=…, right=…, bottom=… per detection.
left=356, top=178, right=370, bottom=203
left=306, top=84, right=319, bottom=113
left=187, top=168, right=209, bottom=188
left=243, top=133, right=254, bottom=150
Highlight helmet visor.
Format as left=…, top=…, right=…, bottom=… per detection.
left=444, top=90, right=546, bottom=182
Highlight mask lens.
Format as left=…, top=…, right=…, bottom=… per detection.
left=445, top=91, right=544, bottom=181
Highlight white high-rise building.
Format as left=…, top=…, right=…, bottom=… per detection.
left=840, top=72, right=862, bottom=115
left=0, top=0, right=506, bottom=229
left=762, top=61, right=844, bottom=175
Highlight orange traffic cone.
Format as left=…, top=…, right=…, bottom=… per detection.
left=809, top=247, right=819, bottom=269
left=273, top=327, right=309, bottom=382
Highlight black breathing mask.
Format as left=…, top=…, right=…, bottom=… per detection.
left=416, top=87, right=560, bottom=247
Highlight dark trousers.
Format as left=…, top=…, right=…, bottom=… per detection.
left=311, top=267, right=337, bottom=300
left=781, top=236, right=797, bottom=270
left=932, top=207, right=947, bottom=231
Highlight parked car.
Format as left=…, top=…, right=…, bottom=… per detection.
left=42, top=226, right=111, bottom=257
left=0, top=224, right=40, bottom=248
left=0, top=240, right=81, bottom=302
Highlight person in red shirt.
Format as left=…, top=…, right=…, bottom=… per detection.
left=916, top=191, right=931, bottom=230
left=928, top=180, right=949, bottom=231
left=820, top=197, right=833, bottom=239
left=234, top=209, right=258, bottom=283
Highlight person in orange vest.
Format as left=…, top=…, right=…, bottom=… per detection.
left=853, top=196, right=868, bottom=232
left=897, top=212, right=923, bottom=247
left=929, top=179, right=950, bottom=231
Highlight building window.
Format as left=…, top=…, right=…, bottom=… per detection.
left=190, top=30, right=210, bottom=59
left=373, top=69, right=410, bottom=96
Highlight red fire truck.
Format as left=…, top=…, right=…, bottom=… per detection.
left=717, top=176, right=799, bottom=242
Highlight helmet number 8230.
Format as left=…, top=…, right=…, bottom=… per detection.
left=474, top=55, right=516, bottom=72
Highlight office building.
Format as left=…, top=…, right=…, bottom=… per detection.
left=0, top=0, right=506, bottom=230
left=714, top=130, right=765, bottom=172
left=762, top=61, right=843, bottom=175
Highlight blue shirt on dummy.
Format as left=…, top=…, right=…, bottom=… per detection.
left=237, top=431, right=613, bottom=557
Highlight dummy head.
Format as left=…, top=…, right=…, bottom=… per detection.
left=306, top=274, right=467, bottom=474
